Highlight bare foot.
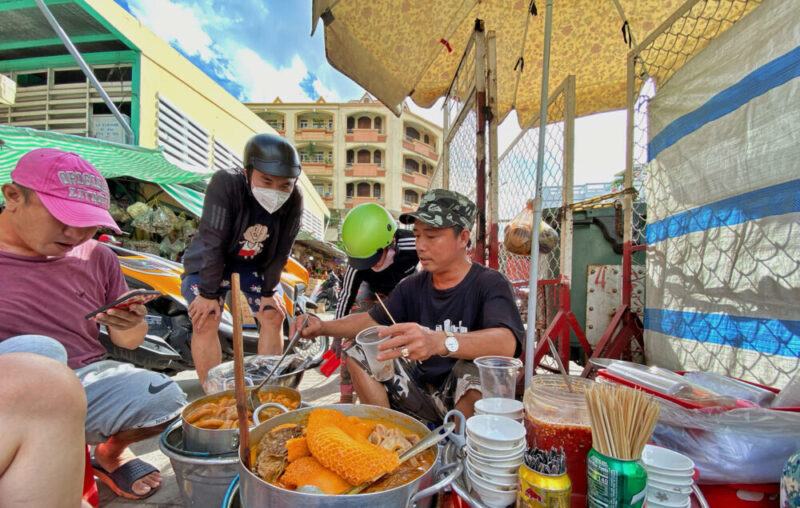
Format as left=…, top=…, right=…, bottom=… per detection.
left=94, top=443, right=161, bottom=497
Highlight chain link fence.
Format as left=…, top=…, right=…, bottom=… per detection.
left=626, top=0, right=800, bottom=386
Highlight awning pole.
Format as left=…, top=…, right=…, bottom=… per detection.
left=35, top=0, right=135, bottom=144
left=524, top=0, right=554, bottom=390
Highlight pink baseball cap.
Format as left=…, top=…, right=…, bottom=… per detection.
left=11, top=148, right=121, bottom=233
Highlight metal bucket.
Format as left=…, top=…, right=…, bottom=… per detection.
left=160, top=420, right=240, bottom=508
left=182, top=385, right=300, bottom=454
left=239, top=404, right=463, bottom=508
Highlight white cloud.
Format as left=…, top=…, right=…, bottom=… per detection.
left=229, top=50, right=313, bottom=102
left=129, top=0, right=217, bottom=62
left=126, top=0, right=341, bottom=103
left=312, top=78, right=341, bottom=102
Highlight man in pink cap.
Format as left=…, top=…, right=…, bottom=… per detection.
left=0, top=148, right=186, bottom=501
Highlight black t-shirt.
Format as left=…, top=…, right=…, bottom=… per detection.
left=368, top=263, right=525, bottom=386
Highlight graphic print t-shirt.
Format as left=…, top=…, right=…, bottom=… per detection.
left=369, top=263, right=524, bottom=386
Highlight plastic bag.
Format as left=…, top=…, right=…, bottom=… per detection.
left=151, top=206, right=177, bottom=236
left=503, top=200, right=559, bottom=256
left=108, top=202, right=130, bottom=222
left=203, top=355, right=304, bottom=394
left=651, top=401, right=800, bottom=483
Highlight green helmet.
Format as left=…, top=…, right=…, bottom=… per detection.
left=341, top=203, right=397, bottom=269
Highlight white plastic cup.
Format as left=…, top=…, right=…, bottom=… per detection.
left=354, top=326, right=395, bottom=382
left=475, top=356, right=523, bottom=399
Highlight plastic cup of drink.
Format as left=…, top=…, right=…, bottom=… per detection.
left=354, top=326, right=395, bottom=382
left=475, top=356, right=523, bottom=399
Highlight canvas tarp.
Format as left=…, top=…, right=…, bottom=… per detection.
left=644, top=0, right=800, bottom=388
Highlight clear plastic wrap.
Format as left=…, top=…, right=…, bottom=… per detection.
left=203, top=354, right=303, bottom=394
left=651, top=401, right=800, bottom=484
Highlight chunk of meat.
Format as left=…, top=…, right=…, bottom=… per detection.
left=256, top=453, right=285, bottom=482
left=258, top=425, right=303, bottom=457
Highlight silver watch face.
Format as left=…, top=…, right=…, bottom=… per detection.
left=445, top=335, right=459, bottom=353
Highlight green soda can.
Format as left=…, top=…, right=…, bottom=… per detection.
left=586, top=448, right=647, bottom=508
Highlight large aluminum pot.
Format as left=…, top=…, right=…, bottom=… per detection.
left=182, top=385, right=300, bottom=454
left=239, top=404, right=463, bottom=508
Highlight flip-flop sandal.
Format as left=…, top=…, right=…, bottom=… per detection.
left=91, top=457, right=160, bottom=501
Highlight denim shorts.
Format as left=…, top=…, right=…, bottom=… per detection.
left=181, top=270, right=283, bottom=313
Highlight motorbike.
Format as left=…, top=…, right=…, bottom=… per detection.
left=309, top=272, right=340, bottom=310
left=98, top=238, right=330, bottom=373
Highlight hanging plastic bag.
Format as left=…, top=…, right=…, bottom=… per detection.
left=504, top=200, right=559, bottom=255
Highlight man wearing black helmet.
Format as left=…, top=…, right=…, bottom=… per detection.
left=181, top=133, right=303, bottom=387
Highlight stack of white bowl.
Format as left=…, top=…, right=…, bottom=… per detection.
left=641, top=444, right=696, bottom=508
left=474, top=397, right=525, bottom=422
left=465, top=415, right=527, bottom=508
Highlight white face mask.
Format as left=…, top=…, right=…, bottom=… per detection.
left=252, top=187, right=291, bottom=214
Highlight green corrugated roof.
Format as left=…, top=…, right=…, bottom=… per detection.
left=0, top=124, right=208, bottom=185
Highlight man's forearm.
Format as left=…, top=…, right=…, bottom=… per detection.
left=108, top=321, right=148, bottom=350
left=435, top=327, right=517, bottom=360
left=321, top=312, right=377, bottom=340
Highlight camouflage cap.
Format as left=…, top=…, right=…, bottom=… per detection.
left=399, top=189, right=476, bottom=230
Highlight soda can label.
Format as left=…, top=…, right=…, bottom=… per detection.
left=517, top=464, right=571, bottom=508
left=586, top=449, right=647, bottom=508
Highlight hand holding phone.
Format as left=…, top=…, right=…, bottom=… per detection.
left=85, top=289, right=161, bottom=320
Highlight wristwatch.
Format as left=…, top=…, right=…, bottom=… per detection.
left=444, top=330, right=460, bottom=357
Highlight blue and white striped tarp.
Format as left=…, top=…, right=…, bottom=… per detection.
left=644, top=0, right=800, bottom=388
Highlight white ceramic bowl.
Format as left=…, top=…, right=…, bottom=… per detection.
left=647, top=481, right=691, bottom=505
left=468, top=454, right=523, bottom=474
left=648, top=478, right=693, bottom=495
left=475, top=408, right=524, bottom=421
left=467, top=431, right=527, bottom=452
left=645, top=494, right=691, bottom=508
left=467, top=465, right=518, bottom=494
left=475, top=397, right=524, bottom=416
left=466, top=459, right=519, bottom=486
left=466, top=415, right=526, bottom=444
left=467, top=439, right=526, bottom=458
left=646, top=466, right=694, bottom=488
left=471, top=481, right=518, bottom=508
left=642, top=445, right=695, bottom=473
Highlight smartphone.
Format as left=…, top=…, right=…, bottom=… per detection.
left=84, top=289, right=162, bottom=320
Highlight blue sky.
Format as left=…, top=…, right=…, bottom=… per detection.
left=113, top=0, right=626, bottom=184
left=113, top=0, right=363, bottom=103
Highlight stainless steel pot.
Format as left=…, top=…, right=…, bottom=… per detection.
left=239, top=404, right=463, bottom=508
left=182, top=385, right=300, bottom=454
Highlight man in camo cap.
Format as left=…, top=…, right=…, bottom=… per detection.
left=294, top=189, right=524, bottom=424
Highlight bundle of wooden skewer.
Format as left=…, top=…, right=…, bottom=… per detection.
left=585, top=383, right=660, bottom=461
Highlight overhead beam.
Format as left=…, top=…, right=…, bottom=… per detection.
left=0, top=33, right=117, bottom=51
left=0, top=0, right=71, bottom=12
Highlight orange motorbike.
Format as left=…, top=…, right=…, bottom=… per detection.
left=98, top=239, right=329, bottom=373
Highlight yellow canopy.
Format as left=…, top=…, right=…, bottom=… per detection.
left=312, top=0, right=754, bottom=127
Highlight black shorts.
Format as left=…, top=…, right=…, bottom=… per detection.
left=347, top=347, right=481, bottom=426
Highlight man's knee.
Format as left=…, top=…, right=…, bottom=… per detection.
left=192, top=314, right=222, bottom=336
left=255, top=308, right=284, bottom=329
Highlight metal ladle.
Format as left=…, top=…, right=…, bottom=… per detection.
left=346, top=421, right=456, bottom=495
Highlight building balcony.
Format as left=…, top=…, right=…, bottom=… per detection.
left=402, top=202, right=418, bottom=213
left=403, top=137, right=439, bottom=161
left=345, top=128, right=387, bottom=143
left=344, top=196, right=385, bottom=209
left=322, top=195, right=335, bottom=208
left=345, top=163, right=386, bottom=178
left=302, top=161, right=334, bottom=176
left=402, top=171, right=431, bottom=187
left=295, top=128, right=334, bottom=141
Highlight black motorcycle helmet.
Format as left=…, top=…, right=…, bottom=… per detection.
left=243, top=133, right=302, bottom=178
